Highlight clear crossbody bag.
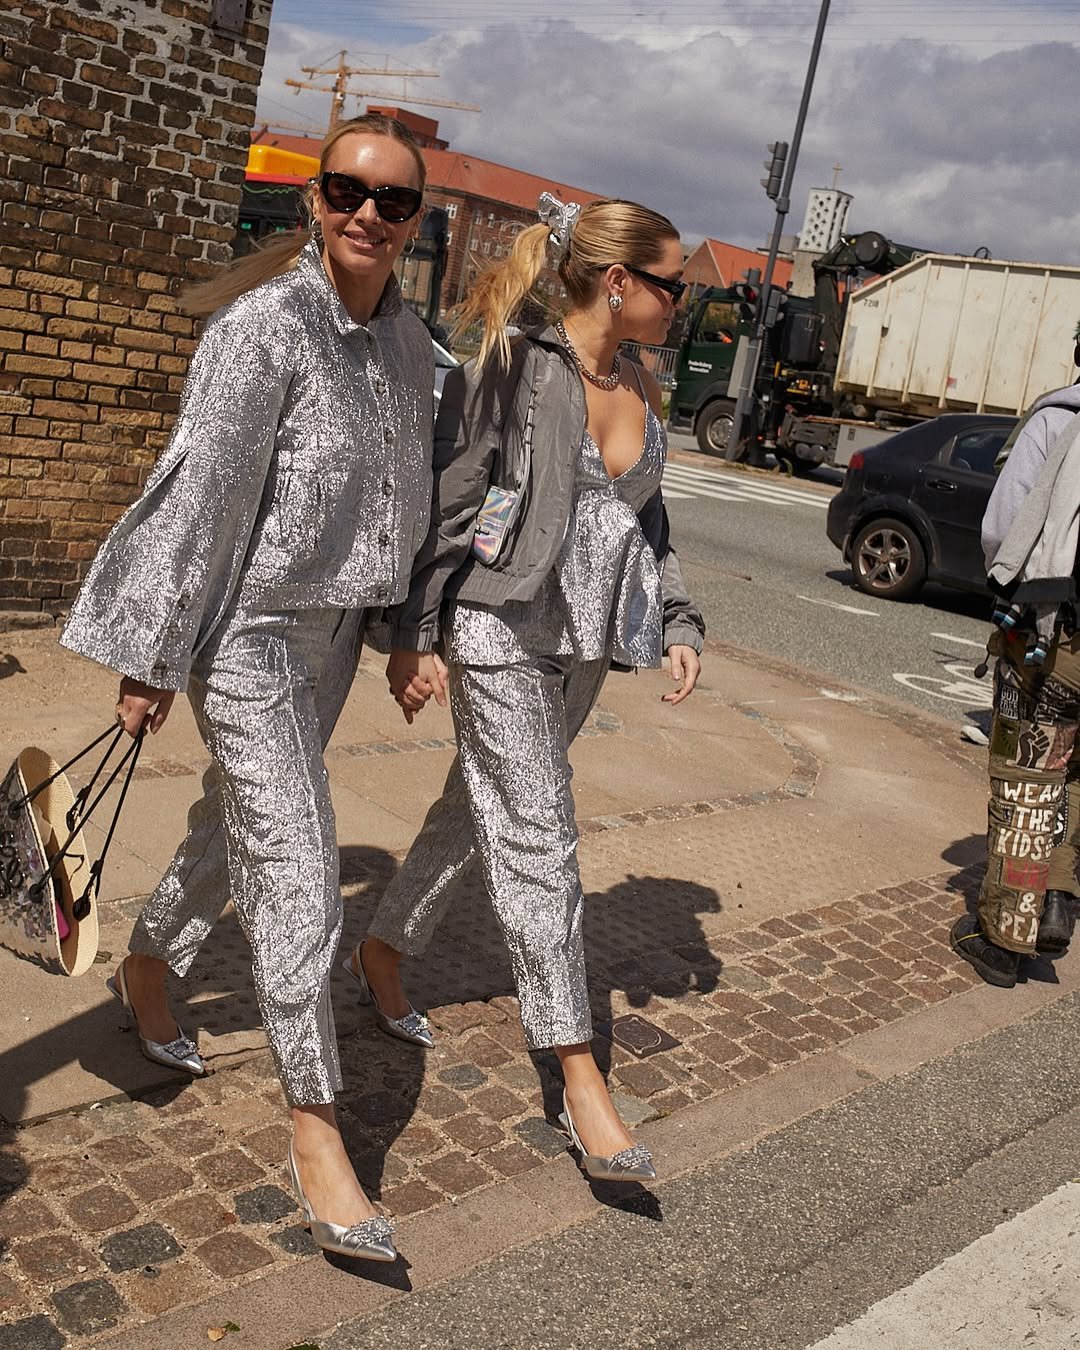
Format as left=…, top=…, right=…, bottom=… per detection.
left=471, top=375, right=536, bottom=566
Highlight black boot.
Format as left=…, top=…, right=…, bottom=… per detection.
left=949, top=914, right=1020, bottom=988
left=1036, top=890, right=1075, bottom=957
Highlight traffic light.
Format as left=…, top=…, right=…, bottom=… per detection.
left=763, top=286, right=786, bottom=328
left=733, top=267, right=760, bottom=321
left=761, top=141, right=788, bottom=200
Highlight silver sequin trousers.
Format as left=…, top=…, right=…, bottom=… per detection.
left=369, top=654, right=609, bottom=1049
left=130, top=603, right=366, bottom=1106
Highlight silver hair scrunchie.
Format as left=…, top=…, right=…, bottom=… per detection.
left=538, top=191, right=582, bottom=262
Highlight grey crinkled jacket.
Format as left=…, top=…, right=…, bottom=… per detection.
left=390, top=327, right=706, bottom=656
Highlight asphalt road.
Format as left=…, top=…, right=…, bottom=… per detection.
left=319, top=994, right=1080, bottom=1350
left=663, top=436, right=994, bottom=730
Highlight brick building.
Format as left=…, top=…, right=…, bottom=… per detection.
left=682, top=238, right=794, bottom=297
left=419, top=148, right=602, bottom=317
left=0, top=0, right=274, bottom=613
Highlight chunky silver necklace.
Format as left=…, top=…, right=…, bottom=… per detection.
left=555, top=318, right=621, bottom=391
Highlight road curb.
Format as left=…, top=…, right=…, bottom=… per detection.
left=0, top=610, right=61, bottom=633
left=710, top=638, right=987, bottom=772
left=97, top=966, right=1077, bottom=1350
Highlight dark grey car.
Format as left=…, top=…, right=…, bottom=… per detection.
left=826, top=413, right=1017, bottom=601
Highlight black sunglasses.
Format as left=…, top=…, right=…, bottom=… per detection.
left=318, top=172, right=423, bottom=223
left=622, top=264, right=687, bottom=303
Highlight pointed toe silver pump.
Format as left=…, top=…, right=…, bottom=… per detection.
left=559, top=1091, right=656, bottom=1183
left=106, top=958, right=206, bottom=1077
left=287, top=1145, right=397, bottom=1263
left=342, top=942, right=434, bottom=1049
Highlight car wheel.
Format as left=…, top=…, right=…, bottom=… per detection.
left=695, top=400, right=736, bottom=456
left=850, top=516, right=927, bottom=600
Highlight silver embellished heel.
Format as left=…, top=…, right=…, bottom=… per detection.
left=287, top=1145, right=396, bottom=1263
left=559, top=1090, right=656, bottom=1183
left=106, top=958, right=206, bottom=1077
left=342, top=942, right=434, bottom=1049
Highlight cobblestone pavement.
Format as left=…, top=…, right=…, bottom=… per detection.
left=0, top=864, right=998, bottom=1347
left=0, top=625, right=1009, bottom=1346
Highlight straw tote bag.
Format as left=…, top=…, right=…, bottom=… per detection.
left=0, top=725, right=143, bottom=976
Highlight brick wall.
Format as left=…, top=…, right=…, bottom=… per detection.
left=0, top=0, right=273, bottom=612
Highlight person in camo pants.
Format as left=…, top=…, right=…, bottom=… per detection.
left=951, top=382, right=1080, bottom=986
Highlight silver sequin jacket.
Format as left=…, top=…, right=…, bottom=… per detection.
left=61, top=243, right=434, bottom=691
left=391, top=327, right=705, bottom=655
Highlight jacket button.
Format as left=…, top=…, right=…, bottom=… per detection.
left=383, top=425, right=394, bottom=444
left=381, top=479, right=393, bottom=497
left=378, top=531, right=391, bottom=547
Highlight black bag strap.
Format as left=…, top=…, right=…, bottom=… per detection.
left=66, top=726, right=128, bottom=832
left=10, top=725, right=145, bottom=921
left=7, top=723, right=122, bottom=819
left=77, top=729, right=144, bottom=915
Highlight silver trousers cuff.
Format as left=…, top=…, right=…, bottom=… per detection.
left=131, top=605, right=365, bottom=1106
left=369, top=654, right=608, bottom=1050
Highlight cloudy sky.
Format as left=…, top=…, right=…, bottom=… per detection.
left=256, top=1, right=1078, bottom=264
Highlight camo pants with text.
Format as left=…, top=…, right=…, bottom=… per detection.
left=980, top=627, right=1080, bottom=953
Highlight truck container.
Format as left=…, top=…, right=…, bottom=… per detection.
left=835, top=253, right=1080, bottom=417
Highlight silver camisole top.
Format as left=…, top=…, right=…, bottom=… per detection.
left=446, top=384, right=665, bottom=668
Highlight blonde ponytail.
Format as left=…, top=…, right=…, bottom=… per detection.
left=453, top=197, right=680, bottom=372
left=451, top=222, right=551, bottom=371
left=179, top=229, right=310, bottom=317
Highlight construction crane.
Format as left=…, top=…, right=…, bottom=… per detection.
left=251, top=118, right=324, bottom=140
left=285, top=52, right=480, bottom=131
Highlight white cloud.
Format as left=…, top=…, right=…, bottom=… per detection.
left=256, top=5, right=1079, bottom=264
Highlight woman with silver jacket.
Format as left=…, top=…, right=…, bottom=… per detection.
left=60, top=115, right=435, bottom=1262
left=349, top=195, right=705, bottom=1182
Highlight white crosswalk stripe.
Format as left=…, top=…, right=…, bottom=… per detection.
left=810, top=1182, right=1080, bottom=1350
left=662, top=461, right=831, bottom=509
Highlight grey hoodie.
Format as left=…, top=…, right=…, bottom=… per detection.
left=981, top=382, right=1080, bottom=568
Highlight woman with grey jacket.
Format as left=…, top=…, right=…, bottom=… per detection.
left=350, top=195, right=705, bottom=1181
left=60, top=115, right=435, bottom=1262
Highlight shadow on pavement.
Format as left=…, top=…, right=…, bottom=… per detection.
left=942, top=835, right=985, bottom=875
left=824, top=567, right=995, bottom=626
left=324, top=1248, right=413, bottom=1290
left=0, top=844, right=721, bottom=1241
left=332, top=849, right=722, bottom=1209
left=0, top=652, right=25, bottom=681
left=586, top=1182, right=663, bottom=1221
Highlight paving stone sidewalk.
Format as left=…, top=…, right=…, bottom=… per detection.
left=0, top=624, right=1020, bottom=1348
left=0, top=864, right=1001, bottom=1348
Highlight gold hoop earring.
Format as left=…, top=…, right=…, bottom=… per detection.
left=403, top=237, right=416, bottom=258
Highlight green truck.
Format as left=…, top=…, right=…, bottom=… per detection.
left=668, top=231, right=923, bottom=472
left=666, top=281, right=819, bottom=466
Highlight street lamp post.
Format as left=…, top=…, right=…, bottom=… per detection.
left=726, top=0, right=832, bottom=463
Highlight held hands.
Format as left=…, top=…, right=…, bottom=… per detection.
left=662, top=645, right=701, bottom=705
left=116, top=676, right=174, bottom=738
left=387, top=649, right=448, bottom=724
